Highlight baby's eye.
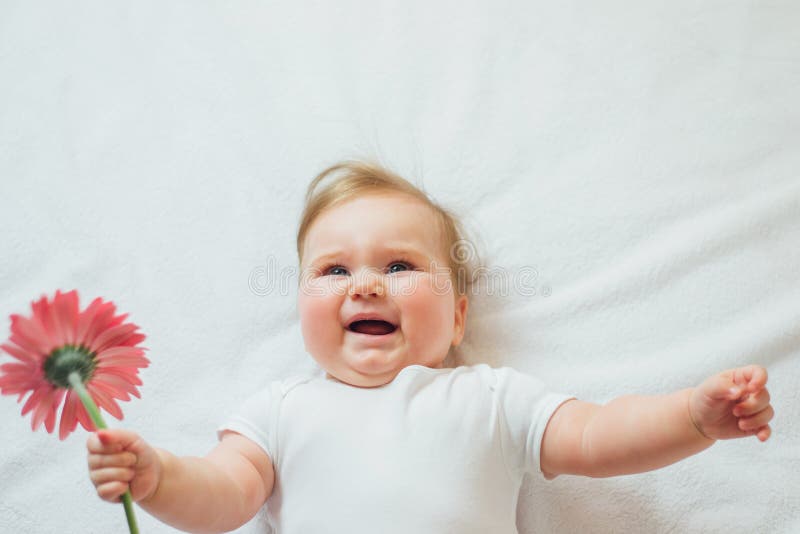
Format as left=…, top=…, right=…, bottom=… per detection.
left=387, top=261, right=412, bottom=274
left=320, top=261, right=413, bottom=276
left=324, top=265, right=349, bottom=276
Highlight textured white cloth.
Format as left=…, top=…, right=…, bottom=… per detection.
left=2, top=2, right=798, bottom=533
left=217, top=364, right=573, bottom=533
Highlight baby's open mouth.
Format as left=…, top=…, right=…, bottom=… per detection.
left=347, top=320, right=397, bottom=335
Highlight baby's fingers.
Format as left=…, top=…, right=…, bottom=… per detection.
left=756, top=425, right=772, bottom=442
left=86, top=429, right=143, bottom=454
left=89, top=466, right=135, bottom=489
left=738, top=405, right=775, bottom=434
left=733, top=365, right=768, bottom=393
left=96, top=481, right=131, bottom=503
left=88, top=451, right=137, bottom=470
left=733, top=388, right=771, bottom=417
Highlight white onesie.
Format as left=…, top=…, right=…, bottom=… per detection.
left=217, top=363, right=573, bottom=534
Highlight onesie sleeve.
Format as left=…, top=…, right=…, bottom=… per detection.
left=215, top=381, right=281, bottom=461
left=492, top=367, right=574, bottom=478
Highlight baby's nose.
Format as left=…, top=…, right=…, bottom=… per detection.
left=348, top=268, right=386, bottom=297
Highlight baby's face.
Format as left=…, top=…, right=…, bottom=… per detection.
left=298, top=193, right=468, bottom=388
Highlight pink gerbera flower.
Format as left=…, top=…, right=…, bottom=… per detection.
left=0, top=289, right=149, bottom=440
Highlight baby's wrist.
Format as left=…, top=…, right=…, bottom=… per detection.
left=138, top=447, right=168, bottom=504
left=686, top=388, right=715, bottom=442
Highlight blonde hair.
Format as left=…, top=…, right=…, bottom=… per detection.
left=297, top=159, right=478, bottom=297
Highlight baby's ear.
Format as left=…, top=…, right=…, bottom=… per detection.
left=451, top=295, right=469, bottom=346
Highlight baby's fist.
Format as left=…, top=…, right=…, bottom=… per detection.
left=86, top=429, right=162, bottom=504
left=689, top=365, right=774, bottom=442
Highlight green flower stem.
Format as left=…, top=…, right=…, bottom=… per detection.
left=68, top=372, right=140, bottom=534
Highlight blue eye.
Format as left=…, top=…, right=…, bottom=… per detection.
left=388, top=262, right=411, bottom=274
left=320, top=260, right=414, bottom=276
left=325, top=266, right=348, bottom=276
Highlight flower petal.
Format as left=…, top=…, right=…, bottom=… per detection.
left=1, top=342, right=38, bottom=364
left=78, top=299, right=116, bottom=349
left=53, top=289, right=80, bottom=346
left=87, top=383, right=123, bottom=420
left=108, top=312, right=129, bottom=329
left=92, top=378, right=132, bottom=401
left=96, top=358, right=150, bottom=370
left=92, top=372, right=141, bottom=399
left=44, top=290, right=68, bottom=348
left=0, top=361, right=38, bottom=376
left=89, top=323, right=141, bottom=354
left=0, top=377, right=43, bottom=395
left=9, top=314, right=52, bottom=357
left=59, top=390, right=80, bottom=440
left=0, top=362, right=43, bottom=394
left=74, top=401, right=96, bottom=432
left=95, top=346, right=145, bottom=360
left=44, top=388, right=66, bottom=433
left=120, top=332, right=146, bottom=347
left=75, top=297, right=103, bottom=348
left=30, top=295, right=61, bottom=353
left=95, top=367, right=143, bottom=386
left=31, top=387, right=59, bottom=432
left=95, top=346, right=150, bottom=368
left=21, top=384, right=50, bottom=416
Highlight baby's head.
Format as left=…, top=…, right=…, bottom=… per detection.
left=296, top=160, right=477, bottom=387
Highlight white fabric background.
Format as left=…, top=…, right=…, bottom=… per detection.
left=1, top=2, right=798, bottom=533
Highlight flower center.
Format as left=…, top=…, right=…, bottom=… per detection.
left=44, top=344, right=97, bottom=388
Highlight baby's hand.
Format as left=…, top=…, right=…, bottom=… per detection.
left=689, top=365, right=774, bottom=442
left=86, top=429, right=162, bottom=503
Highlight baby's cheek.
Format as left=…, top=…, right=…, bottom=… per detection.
left=399, top=276, right=454, bottom=348
left=298, top=290, right=341, bottom=348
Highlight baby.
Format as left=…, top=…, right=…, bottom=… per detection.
left=86, top=160, right=775, bottom=533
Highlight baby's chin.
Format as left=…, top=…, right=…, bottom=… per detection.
left=323, top=352, right=443, bottom=388
left=328, top=361, right=405, bottom=388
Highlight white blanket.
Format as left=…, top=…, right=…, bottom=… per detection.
left=1, top=2, right=798, bottom=533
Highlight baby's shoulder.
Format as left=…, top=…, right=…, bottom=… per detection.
left=453, top=363, right=517, bottom=381
left=273, top=373, right=319, bottom=397
left=451, top=364, right=549, bottom=392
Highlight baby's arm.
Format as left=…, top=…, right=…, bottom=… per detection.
left=87, top=429, right=274, bottom=534
left=540, top=365, right=773, bottom=479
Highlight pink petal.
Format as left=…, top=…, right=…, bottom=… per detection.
left=74, top=401, right=96, bottom=432
left=95, top=367, right=143, bottom=386
left=78, top=300, right=116, bottom=349
left=44, top=388, right=66, bottom=433
left=95, top=346, right=145, bottom=360
left=95, top=346, right=149, bottom=368
left=59, top=390, right=79, bottom=440
left=0, top=378, right=43, bottom=395
left=31, top=387, right=60, bottom=431
left=1, top=342, right=38, bottom=364
left=120, top=333, right=146, bottom=347
left=89, top=323, right=141, bottom=354
left=21, top=384, right=50, bottom=416
left=0, top=362, right=42, bottom=394
left=29, top=296, right=58, bottom=349
left=53, top=289, right=80, bottom=346
left=87, top=383, right=123, bottom=420
left=0, top=361, right=38, bottom=375
left=75, top=297, right=104, bottom=348
left=108, top=312, right=129, bottom=329
left=96, top=358, right=150, bottom=370
left=91, top=378, right=132, bottom=401
left=9, top=315, right=52, bottom=357
left=92, top=372, right=141, bottom=399
left=44, top=290, right=68, bottom=348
